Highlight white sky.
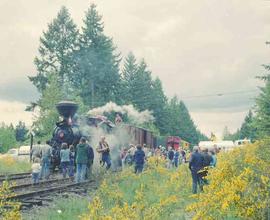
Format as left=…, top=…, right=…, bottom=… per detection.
left=0, top=0, right=270, bottom=136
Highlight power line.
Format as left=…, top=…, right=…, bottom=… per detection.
left=180, top=89, right=258, bottom=99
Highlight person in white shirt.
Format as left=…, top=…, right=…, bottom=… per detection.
left=32, top=158, right=41, bottom=184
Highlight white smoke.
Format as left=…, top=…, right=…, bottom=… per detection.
left=87, top=102, right=154, bottom=125
left=78, top=118, right=134, bottom=171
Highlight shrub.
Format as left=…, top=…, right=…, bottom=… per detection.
left=81, top=157, right=192, bottom=220
left=0, top=181, right=21, bottom=220
left=186, top=139, right=270, bottom=219
left=0, top=156, right=31, bottom=174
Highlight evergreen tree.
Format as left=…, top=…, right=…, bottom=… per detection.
left=121, top=52, right=138, bottom=103
left=239, top=110, right=256, bottom=141
left=130, top=60, right=154, bottom=111
left=29, top=6, right=79, bottom=92
left=72, top=4, right=121, bottom=107
left=15, top=121, right=28, bottom=142
left=33, top=75, right=64, bottom=139
left=166, top=97, right=199, bottom=145
left=0, top=124, right=17, bottom=153
left=197, top=130, right=209, bottom=141
left=150, top=78, right=169, bottom=135
left=254, top=78, right=270, bottom=138
left=222, top=126, right=232, bottom=140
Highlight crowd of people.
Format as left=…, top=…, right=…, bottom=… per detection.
left=30, top=137, right=94, bottom=184
left=189, top=146, right=217, bottom=194
left=30, top=136, right=218, bottom=195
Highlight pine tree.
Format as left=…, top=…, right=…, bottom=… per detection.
left=150, top=78, right=168, bottom=135
left=121, top=52, right=138, bottom=103
left=130, top=60, right=154, bottom=111
left=15, top=121, right=28, bottom=142
left=33, top=75, right=64, bottom=139
left=255, top=78, right=270, bottom=138
left=239, top=110, right=256, bottom=141
left=29, top=6, right=79, bottom=92
left=166, top=97, right=199, bottom=145
left=72, top=4, right=121, bottom=107
left=0, top=124, right=17, bottom=153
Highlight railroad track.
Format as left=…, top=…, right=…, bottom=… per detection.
left=0, top=172, right=31, bottom=182
left=7, top=179, right=96, bottom=209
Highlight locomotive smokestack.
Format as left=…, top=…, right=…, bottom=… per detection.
left=56, top=101, right=78, bottom=119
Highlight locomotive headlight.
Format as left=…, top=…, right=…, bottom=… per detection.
left=59, top=131, right=65, bottom=139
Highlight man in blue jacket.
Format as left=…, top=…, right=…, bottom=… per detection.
left=189, top=146, right=204, bottom=194
left=134, top=145, right=145, bottom=174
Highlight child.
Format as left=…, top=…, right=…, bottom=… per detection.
left=69, top=145, right=75, bottom=178
left=32, top=158, right=41, bottom=184
left=124, top=150, right=133, bottom=166
left=60, top=143, right=70, bottom=178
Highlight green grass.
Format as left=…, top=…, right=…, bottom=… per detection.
left=22, top=195, right=90, bottom=220
left=0, top=157, right=31, bottom=174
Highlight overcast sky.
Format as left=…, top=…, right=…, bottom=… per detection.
left=0, top=0, right=269, bottom=136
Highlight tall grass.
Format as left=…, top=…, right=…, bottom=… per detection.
left=0, top=156, right=31, bottom=174
left=22, top=195, right=90, bottom=220
left=81, top=157, right=193, bottom=219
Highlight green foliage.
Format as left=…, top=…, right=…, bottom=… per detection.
left=29, top=6, right=79, bottom=92
left=121, top=53, right=169, bottom=135
left=254, top=80, right=270, bottom=138
left=23, top=195, right=89, bottom=220
left=0, top=156, right=31, bottom=174
left=15, top=121, right=28, bottom=142
left=238, top=110, right=256, bottom=141
left=71, top=4, right=121, bottom=107
left=0, top=124, right=17, bottom=153
left=28, top=4, right=206, bottom=143
left=33, top=75, right=64, bottom=140
left=166, top=97, right=199, bottom=145
left=197, top=130, right=209, bottom=141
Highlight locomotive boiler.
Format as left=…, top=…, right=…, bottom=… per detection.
left=50, top=101, right=81, bottom=169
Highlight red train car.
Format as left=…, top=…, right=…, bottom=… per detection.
left=166, top=136, right=181, bottom=150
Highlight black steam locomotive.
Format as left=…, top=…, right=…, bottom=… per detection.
left=50, top=101, right=156, bottom=169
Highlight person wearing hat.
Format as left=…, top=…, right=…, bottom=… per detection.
left=97, top=136, right=111, bottom=170
left=189, top=146, right=204, bottom=194
left=134, top=145, right=145, bottom=174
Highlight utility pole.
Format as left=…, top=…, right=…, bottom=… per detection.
left=91, top=81, right=94, bottom=108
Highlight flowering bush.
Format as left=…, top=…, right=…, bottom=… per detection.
left=186, top=139, right=270, bottom=219
left=0, top=181, right=21, bottom=220
left=81, top=157, right=192, bottom=220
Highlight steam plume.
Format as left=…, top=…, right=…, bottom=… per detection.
left=88, top=102, right=154, bottom=125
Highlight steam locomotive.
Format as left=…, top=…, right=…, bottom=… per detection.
left=50, top=101, right=156, bottom=168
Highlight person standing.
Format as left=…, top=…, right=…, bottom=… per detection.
left=210, top=151, right=217, bottom=167
left=31, top=140, right=42, bottom=162
left=86, top=143, right=94, bottom=179
left=134, top=145, right=145, bottom=174
left=69, top=145, right=75, bottom=179
left=167, top=146, right=174, bottom=169
left=97, top=136, right=111, bottom=170
left=200, top=148, right=213, bottom=185
left=115, top=113, right=123, bottom=125
left=31, top=158, right=41, bottom=185
left=189, top=146, right=204, bottom=194
left=76, top=137, right=89, bottom=183
left=39, top=140, right=52, bottom=180
left=60, top=143, right=70, bottom=179
left=173, top=149, right=180, bottom=168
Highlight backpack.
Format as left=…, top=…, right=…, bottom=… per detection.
left=168, top=150, right=174, bottom=160
left=125, top=154, right=133, bottom=165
